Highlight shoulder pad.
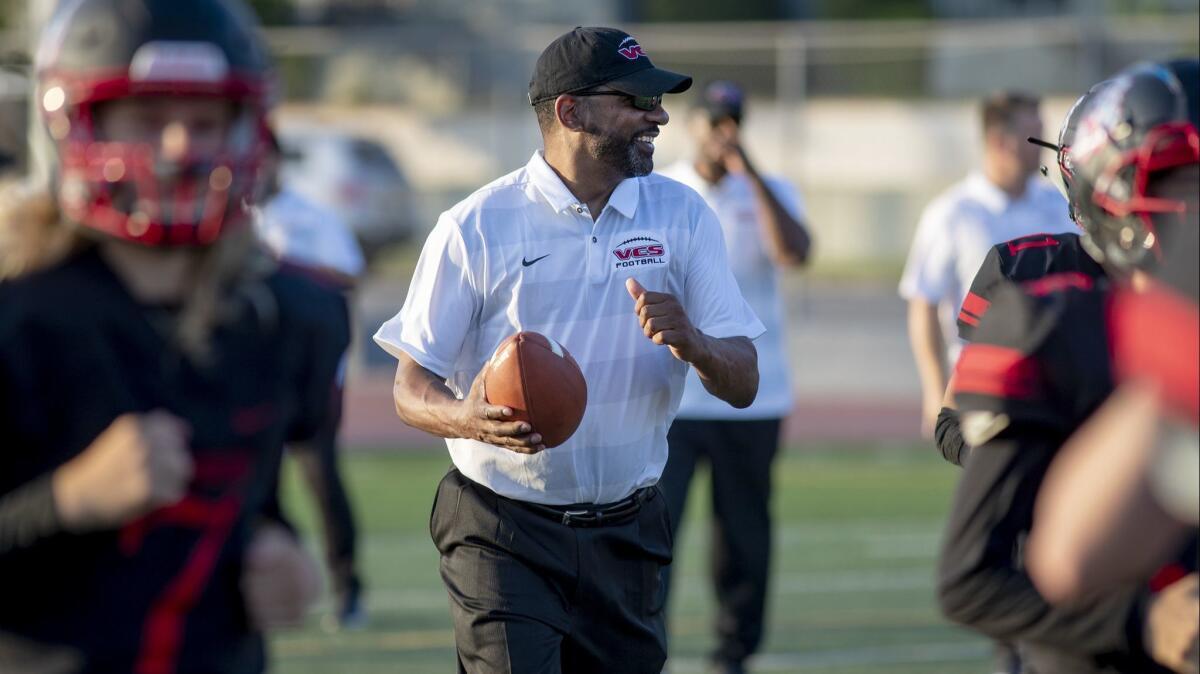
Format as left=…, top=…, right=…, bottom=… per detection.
left=958, top=234, right=1105, bottom=342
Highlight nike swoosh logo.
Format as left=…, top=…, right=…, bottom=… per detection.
left=522, top=254, right=550, bottom=267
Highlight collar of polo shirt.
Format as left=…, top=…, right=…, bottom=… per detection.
left=527, top=151, right=640, bottom=219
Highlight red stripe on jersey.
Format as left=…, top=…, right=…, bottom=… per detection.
left=954, top=344, right=1041, bottom=399
left=1023, top=272, right=1094, bottom=297
left=1108, top=285, right=1200, bottom=423
left=958, top=310, right=981, bottom=327
left=1149, top=563, right=1188, bottom=593
left=136, top=496, right=242, bottom=674
left=962, top=291, right=992, bottom=318
left=1007, top=235, right=1060, bottom=255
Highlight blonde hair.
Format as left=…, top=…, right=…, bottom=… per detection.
left=0, top=179, right=82, bottom=280
left=0, top=178, right=275, bottom=364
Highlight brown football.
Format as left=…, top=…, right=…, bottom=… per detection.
left=482, top=332, right=588, bottom=448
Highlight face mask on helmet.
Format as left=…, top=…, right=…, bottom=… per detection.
left=1047, top=81, right=1115, bottom=228
left=1070, top=59, right=1200, bottom=272
left=35, top=0, right=273, bottom=247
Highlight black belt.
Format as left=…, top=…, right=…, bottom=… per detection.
left=513, top=487, right=654, bottom=528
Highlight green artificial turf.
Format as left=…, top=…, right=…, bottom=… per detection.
left=271, top=444, right=990, bottom=673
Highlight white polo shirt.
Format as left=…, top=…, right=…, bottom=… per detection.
left=658, top=160, right=804, bottom=420
left=898, top=172, right=1074, bottom=364
left=254, top=187, right=366, bottom=279
left=374, top=151, right=764, bottom=505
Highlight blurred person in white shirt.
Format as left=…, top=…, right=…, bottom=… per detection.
left=657, top=80, right=810, bottom=674
left=899, top=91, right=1074, bottom=439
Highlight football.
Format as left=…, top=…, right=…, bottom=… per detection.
left=483, top=332, right=588, bottom=448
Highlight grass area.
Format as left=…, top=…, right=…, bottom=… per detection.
left=271, top=444, right=989, bottom=673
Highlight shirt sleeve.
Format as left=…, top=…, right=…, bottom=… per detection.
left=258, top=194, right=366, bottom=279
left=682, top=204, right=765, bottom=341
left=764, top=176, right=806, bottom=221
left=957, top=245, right=1005, bottom=342
left=0, top=474, right=64, bottom=556
left=373, top=214, right=479, bottom=378
left=898, top=199, right=955, bottom=303
left=327, top=217, right=366, bottom=279
left=291, top=291, right=351, bottom=443
left=952, top=284, right=1068, bottom=436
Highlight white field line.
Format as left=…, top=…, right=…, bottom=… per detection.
left=276, top=633, right=988, bottom=669
left=666, top=641, right=990, bottom=672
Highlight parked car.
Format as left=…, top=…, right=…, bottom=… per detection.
left=276, top=128, right=417, bottom=260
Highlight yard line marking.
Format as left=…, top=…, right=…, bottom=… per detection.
left=666, top=641, right=989, bottom=672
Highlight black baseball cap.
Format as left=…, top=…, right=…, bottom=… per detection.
left=695, top=80, right=746, bottom=123
left=528, top=27, right=692, bottom=105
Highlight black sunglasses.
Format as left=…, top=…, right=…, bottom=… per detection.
left=570, top=90, right=662, bottom=112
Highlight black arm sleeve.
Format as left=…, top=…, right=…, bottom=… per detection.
left=936, top=430, right=1150, bottom=658
left=934, top=406, right=968, bottom=466
left=0, top=474, right=64, bottom=555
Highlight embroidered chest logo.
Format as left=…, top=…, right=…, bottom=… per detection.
left=617, top=37, right=646, bottom=61
left=613, top=236, right=666, bottom=269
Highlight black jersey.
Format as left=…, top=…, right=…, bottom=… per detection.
left=938, top=274, right=1195, bottom=674
left=936, top=232, right=1106, bottom=466
left=0, top=247, right=349, bottom=674
left=956, top=231, right=1104, bottom=342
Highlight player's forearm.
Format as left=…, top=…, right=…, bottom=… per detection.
left=938, top=548, right=1148, bottom=657
left=1028, top=384, right=1188, bottom=603
left=907, top=299, right=947, bottom=396
left=391, top=355, right=467, bottom=440
left=745, top=168, right=811, bottom=266
left=690, top=335, right=759, bottom=409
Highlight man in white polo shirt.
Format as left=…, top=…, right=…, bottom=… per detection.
left=657, top=81, right=811, bottom=674
left=373, top=27, right=763, bottom=674
left=900, top=91, right=1075, bottom=440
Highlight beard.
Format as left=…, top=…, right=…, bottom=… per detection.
left=581, top=120, right=652, bottom=178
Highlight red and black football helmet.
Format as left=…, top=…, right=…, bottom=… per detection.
left=1070, top=58, right=1199, bottom=272
left=35, top=0, right=274, bottom=246
left=1045, top=80, right=1114, bottom=226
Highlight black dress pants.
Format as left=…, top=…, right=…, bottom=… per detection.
left=431, top=468, right=673, bottom=674
left=661, top=418, right=782, bottom=665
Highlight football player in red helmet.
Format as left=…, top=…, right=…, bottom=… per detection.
left=938, top=58, right=1199, bottom=674
left=0, top=2, right=348, bottom=672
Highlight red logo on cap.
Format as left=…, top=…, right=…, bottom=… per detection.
left=617, top=37, right=645, bottom=61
